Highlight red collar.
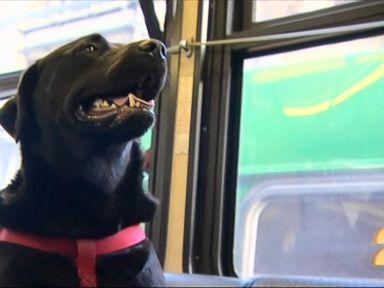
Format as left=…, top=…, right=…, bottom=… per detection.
left=0, top=225, right=146, bottom=287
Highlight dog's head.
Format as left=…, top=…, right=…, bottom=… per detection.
left=1, top=33, right=167, bottom=142
left=0, top=34, right=167, bottom=173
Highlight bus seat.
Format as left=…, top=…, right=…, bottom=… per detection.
left=245, top=275, right=384, bottom=287
left=165, top=273, right=384, bottom=287
left=165, top=273, right=246, bottom=287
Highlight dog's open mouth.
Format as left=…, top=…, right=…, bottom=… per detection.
left=77, top=92, right=154, bottom=120
left=74, top=72, right=164, bottom=127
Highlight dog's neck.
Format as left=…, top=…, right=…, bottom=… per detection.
left=80, top=142, right=132, bottom=194
left=0, top=140, right=156, bottom=238
left=21, top=140, right=134, bottom=195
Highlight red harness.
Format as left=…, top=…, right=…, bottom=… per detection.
left=0, top=225, right=146, bottom=287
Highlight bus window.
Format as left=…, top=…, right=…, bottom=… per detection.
left=234, top=34, right=384, bottom=279
left=253, top=0, right=357, bottom=23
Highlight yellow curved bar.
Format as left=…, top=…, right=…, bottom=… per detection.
left=332, top=62, right=384, bottom=106
left=284, top=101, right=330, bottom=117
left=283, top=62, right=384, bottom=117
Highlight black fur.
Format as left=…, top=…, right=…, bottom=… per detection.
left=0, top=34, right=167, bottom=287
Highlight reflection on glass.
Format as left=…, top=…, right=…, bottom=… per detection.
left=0, top=0, right=166, bottom=74
left=234, top=35, right=384, bottom=279
left=253, top=0, right=357, bottom=22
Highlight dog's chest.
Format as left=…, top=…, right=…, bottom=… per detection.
left=0, top=241, right=162, bottom=287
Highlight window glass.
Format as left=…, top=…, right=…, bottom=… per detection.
left=0, top=0, right=164, bottom=74
left=0, top=100, right=20, bottom=189
left=0, top=0, right=160, bottom=189
left=234, top=35, right=384, bottom=279
left=253, top=0, right=357, bottom=22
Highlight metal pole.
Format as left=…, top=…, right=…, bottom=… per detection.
left=167, top=19, right=384, bottom=54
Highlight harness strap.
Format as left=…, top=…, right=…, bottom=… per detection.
left=77, top=239, right=97, bottom=287
left=0, top=225, right=146, bottom=287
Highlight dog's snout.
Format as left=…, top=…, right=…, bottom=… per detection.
left=139, top=40, right=167, bottom=61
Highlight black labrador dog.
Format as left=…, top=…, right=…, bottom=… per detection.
left=0, top=34, right=167, bottom=287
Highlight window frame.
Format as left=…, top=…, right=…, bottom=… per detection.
left=187, top=0, right=384, bottom=276
left=233, top=0, right=384, bottom=32
left=147, top=0, right=184, bottom=266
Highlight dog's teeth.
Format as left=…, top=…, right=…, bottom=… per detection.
left=135, top=102, right=141, bottom=108
left=110, top=103, right=117, bottom=109
left=129, top=94, right=135, bottom=108
left=93, top=98, right=103, bottom=107
left=100, top=100, right=110, bottom=108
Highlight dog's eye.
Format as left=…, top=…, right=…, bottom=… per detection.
left=83, top=44, right=97, bottom=53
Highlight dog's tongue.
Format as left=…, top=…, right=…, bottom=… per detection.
left=111, top=93, right=155, bottom=108
left=112, top=95, right=129, bottom=107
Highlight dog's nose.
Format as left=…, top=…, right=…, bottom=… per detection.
left=139, top=39, right=167, bottom=61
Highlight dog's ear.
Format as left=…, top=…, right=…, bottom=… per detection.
left=0, top=64, right=39, bottom=141
left=0, top=97, right=18, bottom=139
left=119, top=141, right=159, bottom=224
left=131, top=141, right=158, bottom=223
